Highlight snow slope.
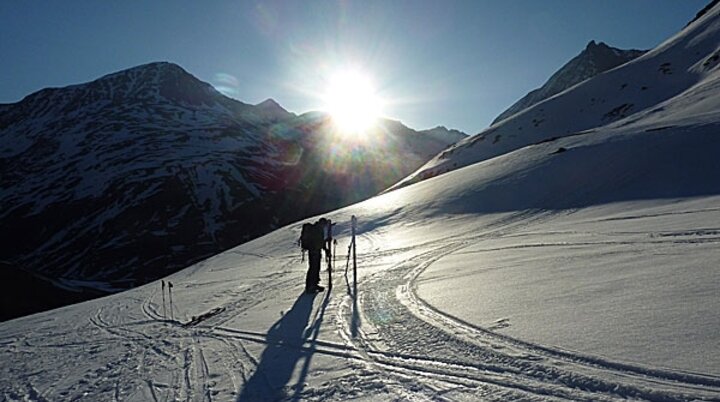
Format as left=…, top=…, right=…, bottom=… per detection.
left=2, top=111, right=719, bottom=400
left=393, top=4, right=720, bottom=189
left=492, top=41, right=645, bottom=125
left=2, top=5, right=720, bottom=401
left=2, top=62, right=720, bottom=400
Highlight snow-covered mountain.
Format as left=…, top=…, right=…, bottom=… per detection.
left=0, top=62, right=461, bottom=319
left=2, top=3, right=720, bottom=400
left=492, top=40, right=645, bottom=125
left=393, top=11, right=720, bottom=190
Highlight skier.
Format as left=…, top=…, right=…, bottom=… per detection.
left=300, top=218, right=330, bottom=293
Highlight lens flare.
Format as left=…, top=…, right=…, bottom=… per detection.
left=213, top=73, right=240, bottom=97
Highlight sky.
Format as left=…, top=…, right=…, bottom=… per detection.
left=0, top=1, right=708, bottom=134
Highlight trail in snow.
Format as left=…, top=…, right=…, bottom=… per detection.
left=5, top=3, right=720, bottom=400
left=2, top=206, right=719, bottom=401
left=329, top=211, right=720, bottom=401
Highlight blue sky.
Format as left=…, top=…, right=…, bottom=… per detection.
left=0, top=1, right=707, bottom=133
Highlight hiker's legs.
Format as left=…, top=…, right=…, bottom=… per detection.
left=306, top=249, right=321, bottom=290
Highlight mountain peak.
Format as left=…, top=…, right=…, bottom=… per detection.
left=688, top=0, right=720, bottom=25
left=117, top=61, right=185, bottom=73
left=585, top=40, right=610, bottom=51
left=7, top=61, right=241, bottom=123
left=255, top=98, right=282, bottom=109
left=419, top=125, right=468, bottom=144
left=94, top=61, right=191, bottom=85
left=250, top=98, right=294, bottom=122
left=491, top=41, right=646, bottom=125
left=79, top=61, right=222, bottom=107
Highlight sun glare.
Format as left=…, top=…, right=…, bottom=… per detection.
left=323, top=70, right=383, bottom=133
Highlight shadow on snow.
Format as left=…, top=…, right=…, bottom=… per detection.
left=238, top=291, right=330, bottom=401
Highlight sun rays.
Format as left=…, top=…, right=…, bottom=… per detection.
left=322, top=70, right=384, bottom=134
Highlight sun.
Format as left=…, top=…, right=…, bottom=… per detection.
left=323, top=70, right=383, bottom=133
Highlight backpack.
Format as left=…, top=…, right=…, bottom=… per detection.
left=300, top=222, right=324, bottom=251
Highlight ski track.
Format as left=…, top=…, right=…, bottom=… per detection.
left=5, top=210, right=720, bottom=400
left=197, top=341, right=213, bottom=402
left=333, top=211, right=720, bottom=401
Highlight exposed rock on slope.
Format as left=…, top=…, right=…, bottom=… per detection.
left=0, top=62, right=459, bottom=319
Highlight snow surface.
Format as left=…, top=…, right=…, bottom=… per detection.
left=394, top=3, right=720, bottom=190
left=492, top=41, right=645, bottom=125
left=418, top=199, right=720, bottom=376
left=2, top=108, right=720, bottom=400
left=3, top=5, right=720, bottom=401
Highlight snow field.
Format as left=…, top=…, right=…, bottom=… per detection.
left=2, top=189, right=719, bottom=400
left=3, top=4, right=720, bottom=399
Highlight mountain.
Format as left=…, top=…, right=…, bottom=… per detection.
left=418, top=125, right=468, bottom=144
left=392, top=7, right=720, bottom=190
left=688, top=0, right=720, bottom=25
left=0, top=62, right=459, bottom=320
left=2, top=2, right=720, bottom=399
left=492, top=41, right=646, bottom=125
left=252, top=98, right=294, bottom=122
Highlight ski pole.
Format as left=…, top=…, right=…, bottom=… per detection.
left=161, top=280, right=166, bottom=319
left=328, top=219, right=333, bottom=290
left=351, top=215, right=357, bottom=293
left=168, top=281, right=174, bottom=321
left=345, top=241, right=352, bottom=275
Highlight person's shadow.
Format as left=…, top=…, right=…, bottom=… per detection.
left=237, top=292, right=325, bottom=401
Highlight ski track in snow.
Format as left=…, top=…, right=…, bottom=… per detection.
left=330, top=211, right=720, bottom=401
left=2, top=209, right=720, bottom=401
left=6, top=6, right=720, bottom=399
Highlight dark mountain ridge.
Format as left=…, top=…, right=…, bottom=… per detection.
left=0, top=62, right=461, bottom=320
